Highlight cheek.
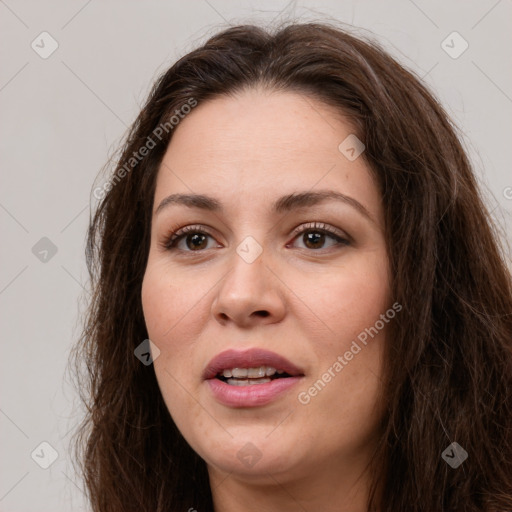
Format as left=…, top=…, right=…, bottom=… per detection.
left=141, top=262, right=213, bottom=391
left=141, top=266, right=193, bottom=400
left=141, top=266, right=201, bottom=420
left=296, top=251, right=390, bottom=416
left=141, top=263, right=201, bottom=344
left=305, top=251, right=391, bottom=345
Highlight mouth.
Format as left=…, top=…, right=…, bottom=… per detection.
left=203, top=347, right=304, bottom=383
left=203, top=348, right=305, bottom=407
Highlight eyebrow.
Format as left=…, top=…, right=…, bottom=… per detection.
left=154, top=190, right=375, bottom=224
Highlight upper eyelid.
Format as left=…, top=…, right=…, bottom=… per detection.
left=289, top=221, right=349, bottom=240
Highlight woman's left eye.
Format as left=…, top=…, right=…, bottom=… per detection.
left=161, top=222, right=350, bottom=253
left=287, top=222, right=351, bottom=251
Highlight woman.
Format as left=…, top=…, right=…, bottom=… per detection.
left=71, top=22, right=512, bottom=512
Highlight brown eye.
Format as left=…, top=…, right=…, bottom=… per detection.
left=289, top=222, right=351, bottom=251
left=302, top=231, right=328, bottom=249
left=164, top=225, right=219, bottom=252
left=183, top=233, right=209, bottom=251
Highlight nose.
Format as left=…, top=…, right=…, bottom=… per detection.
left=211, top=248, right=286, bottom=328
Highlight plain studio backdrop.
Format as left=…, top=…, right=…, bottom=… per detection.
left=0, top=1, right=511, bottom=511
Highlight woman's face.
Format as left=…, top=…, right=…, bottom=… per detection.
left=141, top=89, right=391, bottom=484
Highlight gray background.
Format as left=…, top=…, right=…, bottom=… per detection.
left=1, top=1, right=511, bottom=511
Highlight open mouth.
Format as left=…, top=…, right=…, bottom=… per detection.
left=204, top=349, right=304, bottom=406
left=216, top=366, right=294, bottom=386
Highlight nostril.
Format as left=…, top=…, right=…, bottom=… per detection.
left=255, top=311, right=269, bottom=317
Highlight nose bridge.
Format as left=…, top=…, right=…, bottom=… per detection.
left=211, top=237, right=285, bottom=325
left=222, top=240, right=269, bottom=301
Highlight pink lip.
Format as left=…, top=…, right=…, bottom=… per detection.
left=203, top=348, right=305, bottom=408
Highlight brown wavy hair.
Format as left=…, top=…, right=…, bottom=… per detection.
left=70, top=21, right=512, bottom=512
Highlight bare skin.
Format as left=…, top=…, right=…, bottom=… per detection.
left=141, top=88, right=390, bottom=512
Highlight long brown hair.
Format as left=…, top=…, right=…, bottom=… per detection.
left=70, top=22, right=512, bottom=511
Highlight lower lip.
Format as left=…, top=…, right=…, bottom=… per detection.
left=206, top=377, right=303, bottom=407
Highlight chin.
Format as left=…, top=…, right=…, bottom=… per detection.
left=198, top=434, right=304, bottom=479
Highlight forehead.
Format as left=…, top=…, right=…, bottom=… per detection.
left=154, top=89, right=381, bottom=221
left=162, top=88, right=351, bottom=165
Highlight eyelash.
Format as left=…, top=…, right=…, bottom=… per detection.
left=161, top=222, right=351, bottom=252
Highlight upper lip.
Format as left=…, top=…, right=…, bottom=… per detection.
left=203, top=348, right=305, bottom=380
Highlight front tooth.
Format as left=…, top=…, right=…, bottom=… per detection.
left=227, top=378, right=249, bottom=386
left=248, top=377, right=271, bottom=385
left=265, top=366, right=276, bottom=377
left=247, top=366, right=266, bottom=378
left=231, top=368, right=248, bottom=378
left=222, top=369, right=233, bottom=378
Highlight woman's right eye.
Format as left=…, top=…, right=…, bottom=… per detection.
left=163, top=225, right=220, bottom=252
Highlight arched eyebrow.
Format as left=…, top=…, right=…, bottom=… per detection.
left=154, top=190, right=375, bottom=225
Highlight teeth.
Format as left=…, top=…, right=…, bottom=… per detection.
left=226, top=377, right=271, bottom=386
left=227, top=378, right=248, bottom=386
left=222, top=366, right=277, bottom=378
left=247, top=367, right=266, bottom=378
left=248, top=378, right=271, bottom=385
